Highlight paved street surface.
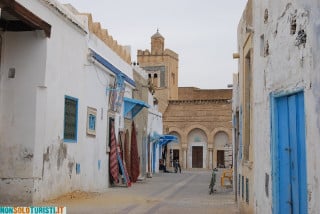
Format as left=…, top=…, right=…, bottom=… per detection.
left=39, top=170, right=239, bottom=214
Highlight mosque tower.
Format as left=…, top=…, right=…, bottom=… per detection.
left=137, top=30, right=179, bottom=113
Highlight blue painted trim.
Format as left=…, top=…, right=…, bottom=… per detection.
left=152, top=142, right=157, bottom=173
left=123, top=97, right=150, bottom=119
left=90, top=49, right=136, bottom=87
left=76, top=163, right=80, bottom=174
left=296, top=92, right=308, bottom=214
left=270, top=93, right=278, bottom=214
left=158, top=135, right=178, bottom=146
left=271, top=90, right=308, bottom=214
left=271, top=87, right=304, bottom=98
left=88, top=114, right=96, bottom=131
left=64, top=95, right=78, bottom=143
left=150, top=134, right=178, bottom=173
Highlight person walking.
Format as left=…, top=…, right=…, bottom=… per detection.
left=174, top=159, right=181, bottom=173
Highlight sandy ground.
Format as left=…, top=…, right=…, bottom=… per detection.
left=34, top=169, right=238, bottom=214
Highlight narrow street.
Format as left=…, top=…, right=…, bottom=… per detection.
left=39, top=170, right=238, bottom=214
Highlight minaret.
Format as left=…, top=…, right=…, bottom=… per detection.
left=137, top=30, right=179, bottom=113
left=151, top=29, right=164, bottom=55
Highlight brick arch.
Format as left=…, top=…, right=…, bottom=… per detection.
left=168, top=131, right=182, bottom=143
left=185, top=124, right=210, bottom=140
left=168, top=127, right=186, bottom=142
left=209, top=127, right=232, bottom=144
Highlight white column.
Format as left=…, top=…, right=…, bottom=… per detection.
left=183, top=148, right=187, bottom=169
left=209, top=149, right=213, bottom=169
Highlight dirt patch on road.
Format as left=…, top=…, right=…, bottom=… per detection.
left=40, top=190, right=100, bottom=204
left=39, top=189, right=153, bottom=207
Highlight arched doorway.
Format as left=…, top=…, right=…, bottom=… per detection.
left=187, top=129, right=208, bottom=168
left=214, top=131, right=232, bottom=168
left=167, top=131, right=181, bottom=168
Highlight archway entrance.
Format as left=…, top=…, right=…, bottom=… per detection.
left=187, top=128, right=208, bottom=169
left=214, top=131, right=232, bottom=168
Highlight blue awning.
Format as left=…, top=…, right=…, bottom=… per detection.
left=124, top=97, right=150, bottom=119
left=150, top=133, right=178, bottom=145
left=158, top=135, right=178, bottom=146
left=90, top=49, right=136, bottom=87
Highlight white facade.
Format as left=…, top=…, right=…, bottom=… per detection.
left=235, top=0, right=320, bottom=213
left=0, top=0, right=134, bottom=204
left=147, top=94, right=163, bottom=173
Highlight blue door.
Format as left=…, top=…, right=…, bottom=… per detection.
left=272, top=91, right=307, bottom=214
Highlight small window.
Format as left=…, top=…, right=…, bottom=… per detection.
left=87, top=107, right=97, bottom=136
left=64, top=96, right=78, bottom=142
left=194, top=136, right=201, bottom=142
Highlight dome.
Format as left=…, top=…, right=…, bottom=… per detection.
left=151, top=29, right=164, bottom=39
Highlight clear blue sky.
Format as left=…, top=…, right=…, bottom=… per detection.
left=59, top=0, right=248, bottom=89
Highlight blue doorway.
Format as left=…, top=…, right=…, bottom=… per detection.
left=272, top=91, right=307, bottom=214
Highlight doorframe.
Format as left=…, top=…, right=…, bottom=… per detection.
left=217, top=150, right=225, bottom=168
left=270, top=88, right=307, bottom=213
left=188, top=142, right=207, bottom=169
left=192, top=146, right=203, bottom=168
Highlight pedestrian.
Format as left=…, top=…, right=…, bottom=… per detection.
left=174, top=159, right=181, bottom=173
left=177, top=160, right=181, bottom=173
left=159, top=159, right=170, bottom=173
left=209, top=169, right=216, bottom=194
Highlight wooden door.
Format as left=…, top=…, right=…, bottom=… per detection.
left=273, top=91, right=307, bottom=214
left=192, top=146, right=203, bottom=168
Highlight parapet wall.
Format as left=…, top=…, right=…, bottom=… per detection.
left=178, top=87, right=232, bottom=100
left=84, top=13, right=131, bottom=64
left=62, top=4, right=131, bottom=64
left=137, top=48, right=178, bottom=60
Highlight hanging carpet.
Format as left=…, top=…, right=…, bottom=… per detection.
left=124, top=129, right=131, bottom=180
left=130, top=121, right=140, bottom=183
left=109, top=121, right=119, bottom=184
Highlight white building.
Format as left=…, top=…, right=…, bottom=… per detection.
left=0, top=0, right=136, bottom=204
left=234, top=0, right=320, bottom=213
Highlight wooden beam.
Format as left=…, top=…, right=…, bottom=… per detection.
left=0, top=0, right=51, bottom=37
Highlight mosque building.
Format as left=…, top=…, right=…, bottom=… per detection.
left=137, top=31, right=232, bottom=169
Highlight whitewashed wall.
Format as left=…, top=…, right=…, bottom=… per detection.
left=147, top=93, right=163, bottom=173
left=252, top=0, right=320, bottom=213
left=0, top=31, right=48, bottom=203
left=0, top=0, right=134, bottom=203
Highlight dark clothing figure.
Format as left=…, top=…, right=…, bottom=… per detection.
left=174, top=160, right=181, bottom=173
left=209, top=170, right=217, bottom=194
left=159, top=159, right=170, bottom=173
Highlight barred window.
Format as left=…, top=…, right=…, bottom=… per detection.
left=64, top=96, right=78, bottom=142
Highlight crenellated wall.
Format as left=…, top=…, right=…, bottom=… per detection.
left=62, top=3, right=131, bottom=64
left=84, top=13, right=131, bottom=64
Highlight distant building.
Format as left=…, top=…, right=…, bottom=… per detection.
left=234, top=0, right=320, bottom=213
left=138, top=31, right=232, bottom=170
